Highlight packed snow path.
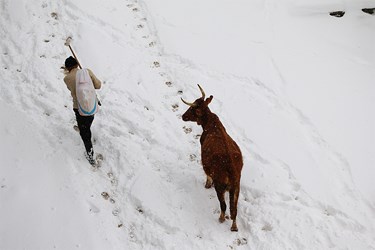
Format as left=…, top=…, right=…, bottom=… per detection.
left=0, top=0, right=374, bottom=249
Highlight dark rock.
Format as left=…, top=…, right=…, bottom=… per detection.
left=362, top=8, right=375, bottom=15
left=329, top=11, right=345, bottom=17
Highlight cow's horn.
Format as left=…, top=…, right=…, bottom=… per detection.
left=181, top=97, right=196, bottom=107
left=197, top=84, right=205, bottom=99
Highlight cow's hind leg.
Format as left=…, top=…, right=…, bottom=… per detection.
left=229, top=185, right=240, bottom=231
left=214, top=184, right=227, bottom=223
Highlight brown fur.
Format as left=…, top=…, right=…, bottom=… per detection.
left=182, top=93, right=243, bottom=232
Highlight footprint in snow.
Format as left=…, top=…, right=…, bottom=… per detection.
left=261, top=223, right=273, bottom=232
left=136, top=207, right=144, bottom=214
left=112, top=208, right=120, bottom=216
left=153, top=61, right=160, bottom=68
left=50, top=12, right=58, bottom=20
left=101, top=190, right=116, bottom=203
left=234, top=238, right=248, bottom=246
left=183, top=126, right=192, bottom=134
left=172, top=104, right=179, bottom=112
left=107, top=172, right=118, bottom=186
left=101, top=192, right=110, bottom=200
left=189, top=154, right=197, bottom=161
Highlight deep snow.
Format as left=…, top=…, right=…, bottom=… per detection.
left=0, top=0, right=374, bottom=249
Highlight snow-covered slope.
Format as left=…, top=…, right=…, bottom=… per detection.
left=0, top=0, right=374, bottom=249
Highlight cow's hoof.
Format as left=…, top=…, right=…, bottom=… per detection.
left=219, top=214, right=226, bottom=223
left=231, top=222, right=238, bottom=231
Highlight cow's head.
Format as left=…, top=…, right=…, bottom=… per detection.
left=181, top=84, right=213, bottom=125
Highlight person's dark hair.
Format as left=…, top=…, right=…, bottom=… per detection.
left=65, top=56, right=78, bottom=69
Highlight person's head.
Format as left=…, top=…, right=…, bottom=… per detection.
left=65, top=56, right=78, bottom=71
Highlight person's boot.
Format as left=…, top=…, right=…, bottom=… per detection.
left=86, top=149, right=97, bottom=166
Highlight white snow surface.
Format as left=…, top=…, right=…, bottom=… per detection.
left=0, top=0, right=374, bottom=249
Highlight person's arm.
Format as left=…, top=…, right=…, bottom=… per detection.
left=88, top=69, right=102, bottom=89
left=63, top=76, right=72, bottom=91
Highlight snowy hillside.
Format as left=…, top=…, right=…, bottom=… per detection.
left=0, top=0, right=374, bottom=249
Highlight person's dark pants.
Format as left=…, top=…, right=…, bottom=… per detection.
left=74, top=109, right=94, bottom=158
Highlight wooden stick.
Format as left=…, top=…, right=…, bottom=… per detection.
left=68, top=45, right=82, bottom=69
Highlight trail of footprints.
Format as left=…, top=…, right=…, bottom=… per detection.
left=88, top=0, right=195, bottom=234
left=125, top=0, right=192, bottom=139
left=100, top=170, right=124, bottom=228
left=24, top=0, right=192, bottom=236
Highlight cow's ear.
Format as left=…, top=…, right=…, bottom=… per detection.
left=205, top=95, right=213, bottom=106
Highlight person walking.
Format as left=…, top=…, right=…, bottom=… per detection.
left=63, top=56, right=102, bottom=165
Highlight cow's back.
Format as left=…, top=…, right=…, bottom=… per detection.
left=201, top=130, right=243, bottom=181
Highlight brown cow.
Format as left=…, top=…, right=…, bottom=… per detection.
left=181, top=84, right=243, bottom=232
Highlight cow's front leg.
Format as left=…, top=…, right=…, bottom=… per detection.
left=205, top=175, right=213, bottom=188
